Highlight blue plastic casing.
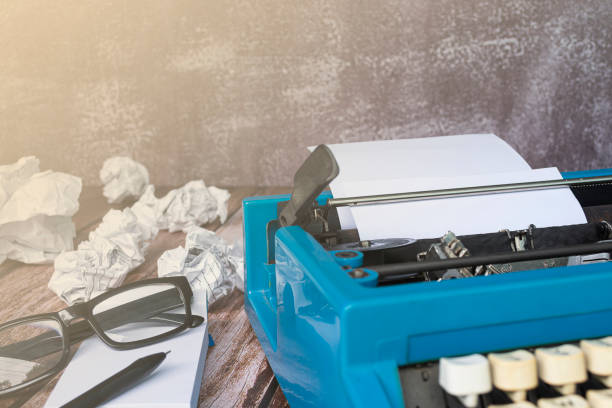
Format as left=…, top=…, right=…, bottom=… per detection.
left=243, top=168, right=612, bottom=408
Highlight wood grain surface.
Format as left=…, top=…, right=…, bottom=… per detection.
left=0, top=186, right=290, bottom=408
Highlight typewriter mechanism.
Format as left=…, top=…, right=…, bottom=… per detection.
left=244, top=145, right=612, bottom=408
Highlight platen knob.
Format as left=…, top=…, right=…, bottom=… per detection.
left=535, top=344, right=587, bottom=395
left=489, top=349, right=538, bottom=401
left=439, top=354, right=492, bottom=407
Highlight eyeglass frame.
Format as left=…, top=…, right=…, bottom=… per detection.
left=0, top=276, right=203, bottom=398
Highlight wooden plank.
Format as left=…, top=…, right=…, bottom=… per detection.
left=197, top=187, right=290, bottom=407
left=197, top=210, right=274, bottom=408
left=199, top=289, right=278, bottom=408
left=269, top=384, right=290, bottom=408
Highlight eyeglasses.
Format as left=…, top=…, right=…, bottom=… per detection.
left=0, top=276, right=203, bottom=400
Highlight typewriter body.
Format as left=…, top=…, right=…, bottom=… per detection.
left=243, top=146, right=612, bottom=408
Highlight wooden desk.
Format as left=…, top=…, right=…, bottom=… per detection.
left=0, top=186, right=289, bottom=408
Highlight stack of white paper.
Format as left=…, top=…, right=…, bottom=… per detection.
left=44, top=290, right=208, bottom=408
left=321, top=134, right=586, bottom=239
left=0, top=157, right=82, bottom=265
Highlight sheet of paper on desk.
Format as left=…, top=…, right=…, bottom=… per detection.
left=341, top=167, right=587, bottom=240
left=44, top=290, right=208, bottom=408
left=317, top=134, right=532, bottom=229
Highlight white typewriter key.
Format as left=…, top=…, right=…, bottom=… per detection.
left=535, top=344, right=587, bottom=395
left=587, top=388, right=612, bottom=408
left=489, top=349, right=538, bottom=402
left=581, top=336, right=612, bottom=388
left=439, top=354, right=492, bottom=407
left=536, top=395, right=589, bottom=408
left=488, top=403, right=537, bottom=408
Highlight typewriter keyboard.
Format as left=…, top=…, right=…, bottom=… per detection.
left=399, top=337, right=612, bottom=408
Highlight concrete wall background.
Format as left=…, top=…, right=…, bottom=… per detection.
left=0, top=1, right=610, bottom=187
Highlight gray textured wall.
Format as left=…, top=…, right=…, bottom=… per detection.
left=0, top=1, right=610, bottom=187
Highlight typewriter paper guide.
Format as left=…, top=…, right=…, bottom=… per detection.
left=317, top=134, right=586, bottom=239
left=340, top=167, right=587, bottom=240
left=316, top=134, right=531, bottom=230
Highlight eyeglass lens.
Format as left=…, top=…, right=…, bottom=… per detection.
left=92, top=283, right=187, bottom=343
left=0, top=319, right=64, bottom=392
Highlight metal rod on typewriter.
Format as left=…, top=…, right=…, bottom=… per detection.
left=326, top=175, right=612, bottom=207
left=372, top=241, right=612, bottom=281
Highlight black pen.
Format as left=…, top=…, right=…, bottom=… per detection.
left=60, top=351, right=169, bottom=408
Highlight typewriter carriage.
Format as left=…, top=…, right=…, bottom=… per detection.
left=243, top=167, right=612, bottom=408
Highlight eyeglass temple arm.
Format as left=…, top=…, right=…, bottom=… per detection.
left=93, top=289, right=189, bottom=331
left=147, top=313, right=204, bottom=328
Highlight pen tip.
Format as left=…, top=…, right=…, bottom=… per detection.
left=165, top=350, right=171, bottom=355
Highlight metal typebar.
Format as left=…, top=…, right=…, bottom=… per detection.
left=372, top=241, right=612, bottom=281
left=326, top=175, right=612, bottom=208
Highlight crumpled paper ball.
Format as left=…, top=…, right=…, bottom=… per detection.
left=0, top=156, right=41, bottom=208
left=136, top=182, right=230, bottom=233
left=48, top=180, right=231, bottom=305
left=99, top=156, right=149, bottom=204
left=158, top=180, right=220, bottom=232
left=208, top=186, right=231, bottom=224
left=129, top=185, right=160, bottom=241
left=157, top=227, right=243, bottom=303
left=0, top=157, right=82, bottom=265
left=48, top=208, right=151, bottom=305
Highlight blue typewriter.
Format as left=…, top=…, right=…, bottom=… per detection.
left=243, top=145, right=612, bottom=408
